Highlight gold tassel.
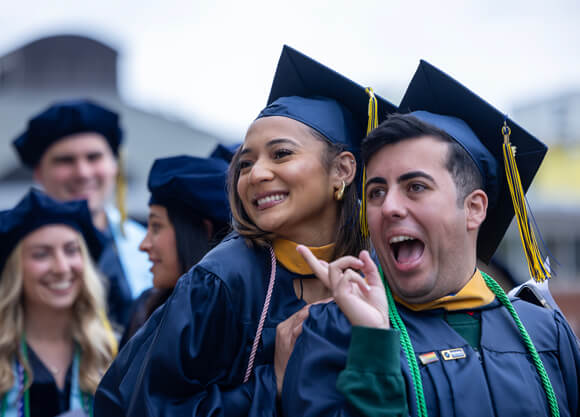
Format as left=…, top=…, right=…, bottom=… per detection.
left=359, top=88, right=378, bottom=238
left=501, top=121, right=550, bottom=282
left=99, top=309, right=119, bottom=356
left=115, top=149, right=127, bottom=237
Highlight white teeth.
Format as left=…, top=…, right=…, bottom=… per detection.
left=257, top=194, right=286, bottom=206
left=48, top=281, right=73, bottom=291
left=389, top=235, right=415, bottom=244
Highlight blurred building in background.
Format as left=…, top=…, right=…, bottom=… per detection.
left=0, top=34, right=227, bottom=220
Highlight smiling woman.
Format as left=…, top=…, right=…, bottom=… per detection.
left=94, top=45, right=397, bottom=417
left=0, top=189, right=117, bottom=417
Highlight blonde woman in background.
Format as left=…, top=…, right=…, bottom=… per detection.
left=0, top=189, right=116, bottom=417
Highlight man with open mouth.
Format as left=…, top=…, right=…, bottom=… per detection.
left=282, top=61, right=580, bottom=417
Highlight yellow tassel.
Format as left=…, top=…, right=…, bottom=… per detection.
left=99, top=309, right=119, bottom=357
left=501, top=121, right=550, bottom=282
left=365, top=87, right=378, bottom=134
left=115, top=149, right=127, bottom=237
left=359, top=88, right=379, bottom=238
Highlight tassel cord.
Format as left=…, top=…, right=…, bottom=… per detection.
left=359, top=88, right=379, bottom=238
left=502, top=124, right=550, bottom=282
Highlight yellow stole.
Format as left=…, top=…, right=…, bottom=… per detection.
left=273, top=238, right=335, bottom=275
left=394, top=270, right=495, bottom=311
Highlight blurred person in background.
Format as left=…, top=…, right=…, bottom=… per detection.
left=209, top=142, right=241, bottom=163
left=12, top=99, right=152, bottom=328
left=0, top=189, right=117, bottom=417
left=119, top=154, right=231, bottom=347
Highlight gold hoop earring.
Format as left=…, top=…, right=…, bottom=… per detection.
left=334, top=180, right=346, bottom=201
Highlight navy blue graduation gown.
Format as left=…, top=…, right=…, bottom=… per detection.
left=98, top=241, right=133, bottom=327
left=281, top=297, right=580, bottom=417
left=94, top=232, right=310, bottom=417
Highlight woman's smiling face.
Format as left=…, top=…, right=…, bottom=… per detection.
left=21, top=225, right=84, bottom=312
left=236, top=116, right=339, bottom=246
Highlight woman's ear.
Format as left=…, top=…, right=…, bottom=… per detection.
left=465, top=189, right=488, bottom=231
left=332, top=151, right=357, bottom=187
left=33, top=166, right=43, bottom=183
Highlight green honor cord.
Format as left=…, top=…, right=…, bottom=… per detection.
left=379, top=266, right=560, bottom=417
left=19, top=338, right=30, bottom=417
left=480, top=271, right=559, bottom=417
left=379, top=265, right=428, bottom=417
left=0, top=337, right=93, bottom=417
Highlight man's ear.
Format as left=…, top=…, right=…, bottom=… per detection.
left=465, top=189, right=488, bottom=231
left=332, top=151, right=357, bottom=187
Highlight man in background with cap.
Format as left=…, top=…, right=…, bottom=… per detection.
left=284, top=62, right=580, bottom=417
left=13, top=99, right=152, bottom=327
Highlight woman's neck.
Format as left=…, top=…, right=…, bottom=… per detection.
left=280, top=205, right=339, bottom=247
left=24, top=305, right=74, bottom=342
left=24, top=306, right=75, bottom=390
left=279, top=230, right=333, bottom=248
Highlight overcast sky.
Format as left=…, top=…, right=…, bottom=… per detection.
left=1, top=0, right=579, bottom=140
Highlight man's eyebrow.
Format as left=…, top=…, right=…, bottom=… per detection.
left=365, top=171, right=435, bottom=188
left=365, top=177, right=387, bottom=187
left=397, top=171, right=435, bottom=183
left=51, top=154, right=75, bottom=162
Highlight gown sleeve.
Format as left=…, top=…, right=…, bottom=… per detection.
left=337, top=326, right=408, bottom=417
left=281, top=303, right=407, bottom=417
left=94, top=264, right=268, bottom=417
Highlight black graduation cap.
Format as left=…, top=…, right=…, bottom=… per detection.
left=258, top=45, right=398, bottom=154
left=399, top=60, right=548, bottom=268
left=147, top=155, right=230, bottom=224
left=13, top=99, right=123, bottom=168
left=0, top=189, right=105, bottom=273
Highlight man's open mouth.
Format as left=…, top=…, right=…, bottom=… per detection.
left=389, top=235, right=425, bottom=264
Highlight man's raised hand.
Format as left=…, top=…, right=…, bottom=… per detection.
left=297, top=246, right=389, bottom=329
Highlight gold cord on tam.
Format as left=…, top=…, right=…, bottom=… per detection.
left=359, top=87, right=378, bottom=238
left=115, top=148, right=128, bottom=237
left=502, top=121, right=550, bottom=282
